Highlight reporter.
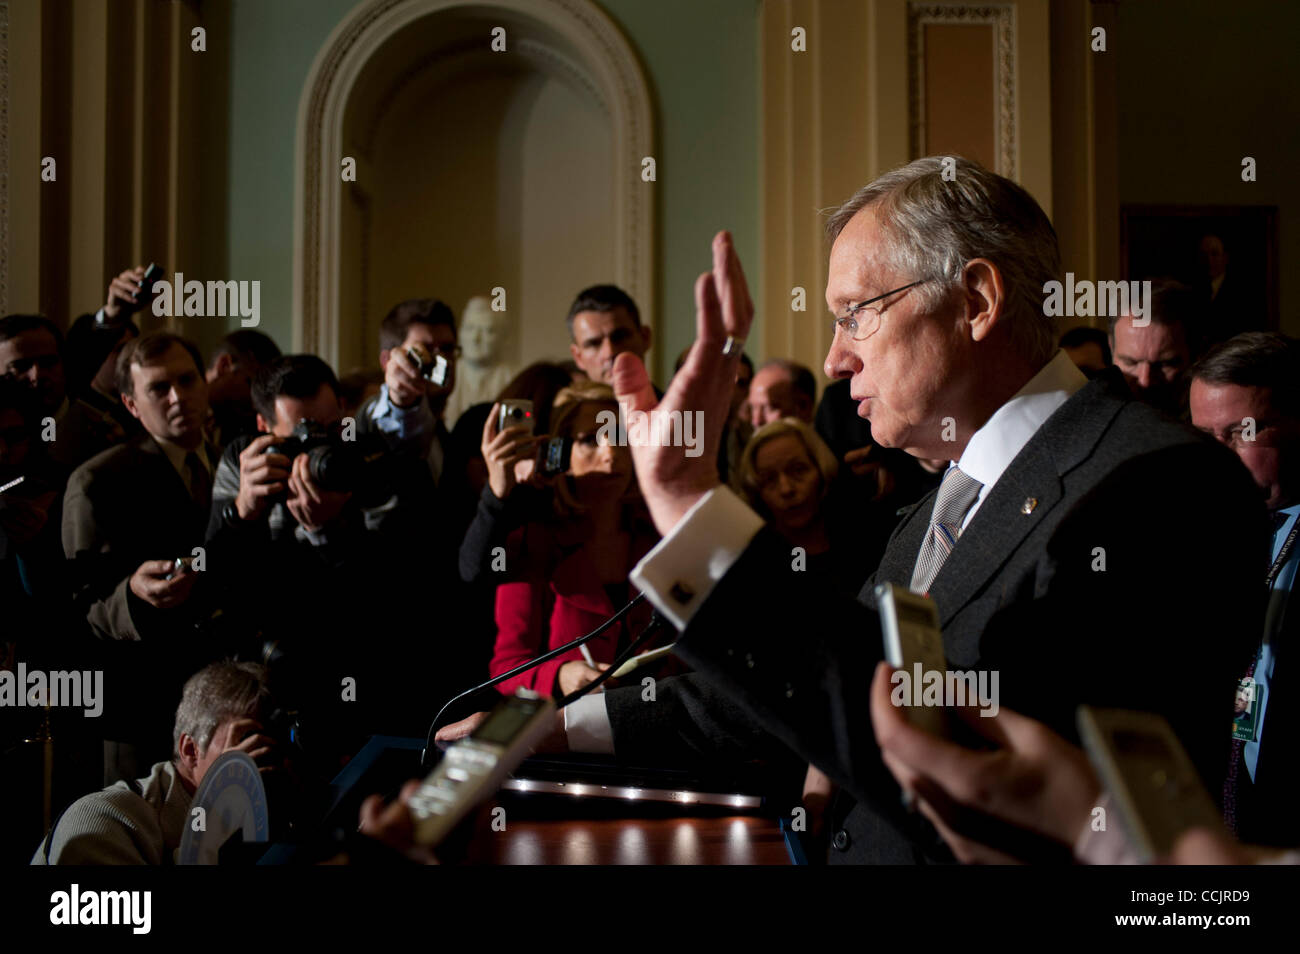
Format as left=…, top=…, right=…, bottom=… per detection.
left=33, top=660, right=282, bottom=865
left=487, top=382, right=663, bottom=698
left=457, top=362, right=572, bottom=584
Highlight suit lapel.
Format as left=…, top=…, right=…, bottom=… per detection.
left=925, top=372, right=1131, bottom=632
left=134, top=434, right=197, bottom=513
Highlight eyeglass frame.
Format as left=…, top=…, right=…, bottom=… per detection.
left=831, top=277, right=936, bottom=341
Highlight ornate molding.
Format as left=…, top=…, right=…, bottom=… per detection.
left=907, top=2, right=1017, bottom=177
left=293, top=0, right=654, bottom=366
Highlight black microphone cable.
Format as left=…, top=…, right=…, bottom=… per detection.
left=420, top=592, right=647, bottom=768
left=554, top=609, right=666, bottom=710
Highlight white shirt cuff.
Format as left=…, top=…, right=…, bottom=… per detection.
left=563, top=693, right=615, bottom=754
left=629, top=485, right=765, bottom=632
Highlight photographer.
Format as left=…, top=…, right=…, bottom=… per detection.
left=205, top=355, right=434, bottom=742
left=33, top=660, right=282, bottom=865
left=488, top=382, right=664, bottom=698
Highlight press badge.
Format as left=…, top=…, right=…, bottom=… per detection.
left=1231, top=678, right=1260, bottom=742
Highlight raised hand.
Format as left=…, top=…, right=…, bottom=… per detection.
left=104, top=266, right=147, bottom=320
left=611, top=231, right=753, bottom=533
left=481, top=402, right=542, bottom=500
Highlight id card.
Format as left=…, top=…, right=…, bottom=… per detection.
left=1231, top=677, right=1260, bottom=742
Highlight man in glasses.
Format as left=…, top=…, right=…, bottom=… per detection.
left=541, top=155, right=1268, bottom=865
left=365, top=298, right=461, bottom=489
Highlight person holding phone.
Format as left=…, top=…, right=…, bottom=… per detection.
left=487, top=382, right=662, bottom=698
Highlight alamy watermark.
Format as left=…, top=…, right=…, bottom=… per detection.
left=150, top=271, right=260, bottom=327
left=1042, top=273, right=1152, bottom=326
left=0, top=664, right=103, bottom=717
left=890, top=664, right=999, bottom=717
left=596, top=405, right=704, bottom=458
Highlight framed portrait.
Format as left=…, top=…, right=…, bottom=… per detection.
left=1120, top=204, right=1279, bottom=340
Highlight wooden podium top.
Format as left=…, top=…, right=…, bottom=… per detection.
left=465, top=805, right=791, bottom=865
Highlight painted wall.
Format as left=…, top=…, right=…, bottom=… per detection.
left=225, top=0, right=761, bottom=381
left=1115, top=0, right=1299, bottom=333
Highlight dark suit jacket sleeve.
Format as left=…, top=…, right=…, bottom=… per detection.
left=666, top=441, right=1265, bottom=841
left=605, top=669, right=809, bottom=770
left=206, top=440, right=243, bottom=541
left=667, top=527, right=898, bottom=809
left=62, top=463, right=141, bottom=641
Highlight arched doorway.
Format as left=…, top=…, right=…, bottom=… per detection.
left=293, top=0, right=655, bottom=374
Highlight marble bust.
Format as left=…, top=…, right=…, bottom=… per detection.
left=444, top=296, right=516, bottom=427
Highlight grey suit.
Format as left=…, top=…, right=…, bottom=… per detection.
left=607, top=370, right=1269, bottom=863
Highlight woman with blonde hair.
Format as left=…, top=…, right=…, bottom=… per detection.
left=734, top=417, right=865, bottom=595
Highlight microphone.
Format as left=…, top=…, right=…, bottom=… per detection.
left=420, top=593, right=647, bottom=768
left=554, top=610, right=666, bottom=709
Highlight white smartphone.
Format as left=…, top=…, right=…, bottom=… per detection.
left=1077, top=706, right=1224, bottom=862
left=410, top=691, right=556, bottom=847
left=875, top=582, right=949, bottom=737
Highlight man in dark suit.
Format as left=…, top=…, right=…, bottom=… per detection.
left=63, top=332, right=221, bottom=781
left=558, top=157, right=1266, bottom=864
left=1190, top=332, right=1300, bottom=848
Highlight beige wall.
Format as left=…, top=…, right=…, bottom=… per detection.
left=354, top=66, right=615, bottom=374
left=760, top=0, right=1059, bottom=394
left=5, top=0, right=230, bottom=356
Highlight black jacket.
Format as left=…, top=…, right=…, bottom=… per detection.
left=608, top=370, right=1268, bottom=863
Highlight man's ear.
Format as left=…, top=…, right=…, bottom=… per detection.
left=639, top=325, right=653, bottom=354
left=177, top=732, right=201, bottom=773
left=569, top=340, right=583, bottom=370
left=963, top=258, right=1005, bottom=343
left=255, top=413, right=271, bottom=433
left=121, top=391, right=141, bottom=421
left=212, top=353, right=235, bottom=380
left=379, top=349, right=391, bottom=372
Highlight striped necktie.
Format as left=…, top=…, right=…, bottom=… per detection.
left=910, top=465, right=983, bottom=595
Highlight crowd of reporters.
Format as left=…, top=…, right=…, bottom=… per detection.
left=3, top=246, right=1297, bottom=867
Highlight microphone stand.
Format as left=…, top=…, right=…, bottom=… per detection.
left=421, top=593, right=647, bottom=767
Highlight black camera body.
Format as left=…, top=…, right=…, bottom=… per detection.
left=539, top=436, right=572, bottom=475
left=267, top=418, right=388, bottom=497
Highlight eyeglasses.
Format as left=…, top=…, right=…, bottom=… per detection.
left=832, top=278, right=932, bottom=341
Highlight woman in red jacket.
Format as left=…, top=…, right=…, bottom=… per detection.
left=488, top=382, right=661, bottom=698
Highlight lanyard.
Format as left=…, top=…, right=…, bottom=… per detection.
left=1265, top=516, right=1300, bottom=590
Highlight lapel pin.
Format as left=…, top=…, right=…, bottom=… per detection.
left=1021, top=497, right=1038, bottom=515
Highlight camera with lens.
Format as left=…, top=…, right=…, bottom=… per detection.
left=266, top=418, right=391, bottom=504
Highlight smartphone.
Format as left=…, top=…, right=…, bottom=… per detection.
left=164, top=555, right=196, bottom=581
left=875, top=582, right=949, bottom=737
left=497, top=399, right=535, bottom=435
left=98, top=262, right=163, bottom=324
left=538, top=435, right=571, bottom=475
left=133, top=263, right=164, bottom=315
left=1077, top=706, right=1224, bottom=862
left=404, top=344, right=448, bottom=386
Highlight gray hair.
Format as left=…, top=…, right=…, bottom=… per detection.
left=825, top=156, right=1061, bottom=365
left=173, top=660, right=273, bottom=759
